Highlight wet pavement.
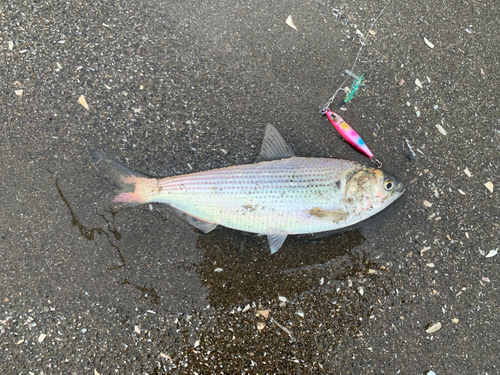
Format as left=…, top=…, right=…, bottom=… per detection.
left=1, top=0, right=499, bottom=373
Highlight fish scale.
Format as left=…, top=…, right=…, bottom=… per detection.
left=154, top=157, right=359, bottom=234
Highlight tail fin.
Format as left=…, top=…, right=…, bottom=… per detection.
left=91, top=150, right=155, bottom=208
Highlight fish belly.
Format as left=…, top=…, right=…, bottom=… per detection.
left=152, top=157, right=361, bottom=235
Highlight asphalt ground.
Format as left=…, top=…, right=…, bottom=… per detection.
left=1, top=0, right=499, bottom=373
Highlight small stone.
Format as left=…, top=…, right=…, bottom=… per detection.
left=415, top=78, right=423, bottom=88
left=423, top=200, right=432, bottom=207
left=256, top=322, right=266, bottom=330
left=134, top=326, right=141, bottom=334
left=452, top=318, right=459, bottom=324
left=15, top=90, right=23, bottom=97
left=38, top=333, right=47, bottom=343
left=464, top=168, right=472, bottom=177
left=214, top=268, right=223, bottom=272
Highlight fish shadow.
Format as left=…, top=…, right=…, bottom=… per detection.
left=196, top=229, right=367, bottom=309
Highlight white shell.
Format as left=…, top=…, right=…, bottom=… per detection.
left=425, top=322, right=442, bottom=333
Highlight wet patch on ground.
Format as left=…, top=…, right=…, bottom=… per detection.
left=197, top=228, right=366, bottom=308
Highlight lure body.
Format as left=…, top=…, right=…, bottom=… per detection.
left=325, top=110, right=374, bottom=159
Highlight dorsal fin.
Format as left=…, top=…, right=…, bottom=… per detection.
left=255, top=124, right=295, bottom=163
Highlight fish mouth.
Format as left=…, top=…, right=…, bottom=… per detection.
left=396, top=183, right=405, bottom=195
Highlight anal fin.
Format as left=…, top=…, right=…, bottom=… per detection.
left=267, top=233, right=288, bottom=254
left=169, top=207, right=217, bottom=233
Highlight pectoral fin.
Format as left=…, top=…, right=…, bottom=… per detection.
left=267, top=233, right=288, bottom=254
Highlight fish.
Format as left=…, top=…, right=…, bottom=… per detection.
left=92, top=124, right=404, bottom=253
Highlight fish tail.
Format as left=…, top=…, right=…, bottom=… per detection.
left=91, top=150, right=157, bottom=207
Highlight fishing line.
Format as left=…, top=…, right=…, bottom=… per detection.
left=320, top=0, right=393, bottom=168
left=320, top=0, right=393, bottom=113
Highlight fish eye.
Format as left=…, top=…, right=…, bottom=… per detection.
left=384, top=179, right=394, bottom=191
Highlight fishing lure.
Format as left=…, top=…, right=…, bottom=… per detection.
left=324, top=109, right=381, bottom=167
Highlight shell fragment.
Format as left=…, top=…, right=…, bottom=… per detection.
left=485, top=249, right=498, bottom=258
left=286, top=16, right=297, bottom=30
left=435, top=124, right=447, bottom=135
left=485, top=181, right=494, bottom=193
left=425, top=322, right=442, bottom=333
left=424, top=37, right=435, bottom=49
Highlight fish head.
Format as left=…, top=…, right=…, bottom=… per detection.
left=343, top=167, right=404, bottom=218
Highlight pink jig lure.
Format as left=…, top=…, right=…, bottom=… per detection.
left=325, top=109, right=378, bottom=164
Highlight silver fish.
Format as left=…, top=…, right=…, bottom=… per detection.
left=93, top=124, right=404, bottom=253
